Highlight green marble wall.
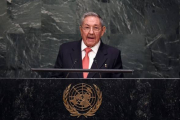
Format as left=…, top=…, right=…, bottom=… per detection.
left=0, top=0, right=179, bottom=78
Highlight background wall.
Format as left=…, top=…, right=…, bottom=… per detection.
left=0, top=0, right=179, bottom=78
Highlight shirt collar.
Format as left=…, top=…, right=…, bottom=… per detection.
left=81, top=40, right=101, bottom=54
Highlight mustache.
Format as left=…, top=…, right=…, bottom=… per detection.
left=87, top=36, right=95, bottom=38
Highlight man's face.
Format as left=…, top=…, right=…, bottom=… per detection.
left=80, top=16, right=106, bottom=47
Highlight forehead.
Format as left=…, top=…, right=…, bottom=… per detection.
left=82, top=16, right=101, bottom=26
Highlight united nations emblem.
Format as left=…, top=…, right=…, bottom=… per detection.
left=63, top=83, right=102, bottom=118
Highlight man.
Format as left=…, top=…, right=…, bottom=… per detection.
left=53, top=12, right=123, bottom=78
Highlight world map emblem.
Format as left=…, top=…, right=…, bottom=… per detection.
left=63, top=83, right=102, bottom=118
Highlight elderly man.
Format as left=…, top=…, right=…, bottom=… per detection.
left=53, top=12, right=123, bottom=78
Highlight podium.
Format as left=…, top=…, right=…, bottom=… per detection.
left=0, top=69, right=179, bottom=119
left=31, top=68, right=134, bottom=73
left=31, top=68, right=133, bottom=78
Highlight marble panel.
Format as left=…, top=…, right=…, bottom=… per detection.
left=0, top=0, right=7, bottom=34
left=144, top=33, right=180, bottom=78
left=0, top=36, right=7, bottom=77
left=5, top=33, right=41, bottom=78
left=144, top=0, right=179, bottom=78
left=0, top=1, right=8, bottom=77
left=108, top=34, right=145, bottom=77
left=145, top=0, right=179, bottom=35
left=41, top=0, right=77, bottom=34
left=6, top=0, right=41, bottom=34
left=108, top=0, right=145, bottom=34
left=0, top=0, right=23, bottom=34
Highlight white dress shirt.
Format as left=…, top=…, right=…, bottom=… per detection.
left=81, top=40, right=101, bottom=69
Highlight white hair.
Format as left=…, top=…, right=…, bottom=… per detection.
left=80, top=12, right=105, bottom=26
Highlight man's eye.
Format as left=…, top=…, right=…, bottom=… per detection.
left=94, top=27, right=100, bottom=31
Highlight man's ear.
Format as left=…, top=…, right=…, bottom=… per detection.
left=101, top=26, right=106, bottom=36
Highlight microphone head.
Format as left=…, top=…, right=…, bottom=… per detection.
left=94, top=58, right=97, bottom=62
left=74, top=59, right=78, bottom=62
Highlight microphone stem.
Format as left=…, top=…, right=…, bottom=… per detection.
left=66, top=60, right=77, bottom=78
left=94, top=59, right=101, bottom=78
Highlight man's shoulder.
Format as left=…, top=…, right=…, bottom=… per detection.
left=59, top=40, right=80, bottom=50
left=61, top=40, right=79, bottom=47
left=102, top=43, right=121, bottom=53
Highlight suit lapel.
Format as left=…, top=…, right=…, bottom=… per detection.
left=88, top=41, right=108, bottom=78
left=70, top=40, right=83, bottom=78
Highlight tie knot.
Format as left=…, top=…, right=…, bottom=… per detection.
left=84, top=47, right=92, bottom=54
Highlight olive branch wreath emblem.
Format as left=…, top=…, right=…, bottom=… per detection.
left=63, top=84, right=102, bottom=118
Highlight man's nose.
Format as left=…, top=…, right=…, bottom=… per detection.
left=89, top=28, right=94, bottom=34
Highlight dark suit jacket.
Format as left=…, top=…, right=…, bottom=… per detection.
left=52, top=40, right=123, bottom=78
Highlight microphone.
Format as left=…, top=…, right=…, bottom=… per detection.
left=94, top=59, right=102, bottom=78
left=66, top=59, right=77, bottom=78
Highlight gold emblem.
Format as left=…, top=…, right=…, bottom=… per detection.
left=63, top=83, right=102, bottom=118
